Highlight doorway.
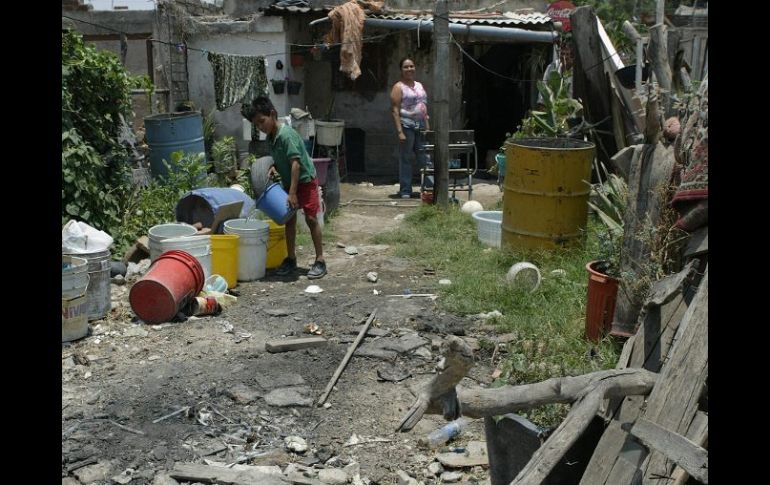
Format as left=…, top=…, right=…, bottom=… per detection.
left=461, top=43, right=551, bottom=168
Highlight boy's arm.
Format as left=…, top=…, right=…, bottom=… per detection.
left=287, top=158, right=301, bottom=209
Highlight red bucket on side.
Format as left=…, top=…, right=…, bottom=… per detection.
left=129, top=250, right=205, bottom=324
left=584, top=261, right=619, bottom=342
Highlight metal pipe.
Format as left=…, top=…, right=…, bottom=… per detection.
left=310, top=17, right=557, bottom=43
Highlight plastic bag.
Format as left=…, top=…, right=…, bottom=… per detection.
left=62, top=220, right=114, bottom=253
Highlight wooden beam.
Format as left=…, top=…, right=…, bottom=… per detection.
left=629, top=418, right=708, bottom=484
left=571, top=6, right=619, bottom=168
left=265, top=336, right=327, bottom=353
left=170, top=463, right=288, bottom=485
left=511, top=371, right=657, bottom=485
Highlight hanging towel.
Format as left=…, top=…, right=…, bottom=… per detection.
left=207, top=52, right=268, bottom=111
left=325, top=1, right=384, bottom=81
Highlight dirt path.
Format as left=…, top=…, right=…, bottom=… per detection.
left=62, top=181, right=504, bottom=485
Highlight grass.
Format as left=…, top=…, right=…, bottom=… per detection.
left=373, top=205, right=622, bottom=428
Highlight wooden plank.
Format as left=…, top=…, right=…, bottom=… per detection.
left=170, top=463, right=288, bottom=485
left=630, top=418, right=708, bottom=484
left=265, top=336, right=328, bottom=353
left=581, top=263, right=695, bottom=485
left=641, top=268, right=708, bottom=484
left=571, top=6, right=618, bottom=168
left=671, top=411, right=709, bottom=485
left=612, top=142, right=677, bottom=335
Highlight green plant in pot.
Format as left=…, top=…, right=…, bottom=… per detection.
left=584, top=161, right=627, bottom=341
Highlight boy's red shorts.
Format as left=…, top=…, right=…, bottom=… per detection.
left=296, top=178, right=320, bottom=216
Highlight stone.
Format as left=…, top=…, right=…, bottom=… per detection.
left=344, top=246, right=359, bottom=255
left=265, top=386, right=312, bottom=407
left=427, top=462, right=444, bottom=476
left=62, top=478, right=82, bottom=485
left=111, top=468, right=136, bottom=484
left=318, top=468, right=348, bottom=484
left=396, top=470, right=418, bottom=485
left=123, top=326, right=149, bottom=338
left=436, top=441, right=489, bottom=468
left=152, top=472, right=180, bottom=485
left=265, top=308, right=293, bottom=316
left=412, top=347, right=432, bottom=360
left=111, top=275, right=126, bottom=285
left=285, top=436, right=308, bottom=454
left=366, top=272, right=378, bottom=283
left=226, top=384, right=262, bottom=404
left=255, top=372, right=306, bottom=390
left=440, top=470, right=464, bottom=482
left=73, top=461, right=112, bottom=483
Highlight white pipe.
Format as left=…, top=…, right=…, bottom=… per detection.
left=310, top=17, right=557, bottom=43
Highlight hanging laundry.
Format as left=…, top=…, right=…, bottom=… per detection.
left=207, top=52, right=268, bottom=111
left=325, top=0, right=384, bottom=81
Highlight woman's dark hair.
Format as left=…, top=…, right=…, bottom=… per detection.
left=241, top=96, right=275, bottom=120
left=399, top=57, right=415, bottom=69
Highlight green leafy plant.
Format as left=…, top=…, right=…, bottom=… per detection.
left=112, top=150, right=211, bottom=256
left=202, top=111, right=218, bottom=162
left=587, top=161, right=627, bottom=277
left=62, top=30, right=138, bottom=233
left=211, top=136, right=237, bottom=183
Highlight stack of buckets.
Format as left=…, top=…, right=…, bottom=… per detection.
left=62, top=255, right=90, bottom=342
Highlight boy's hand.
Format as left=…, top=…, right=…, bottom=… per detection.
left=287, top=193, right=299, bottom=209
left=268, top=165, right=278, bottom=180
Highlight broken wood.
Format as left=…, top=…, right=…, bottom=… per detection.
left=170, top=462, right=288, bottom=485
left=397, top=336, right=474, bottom=432
left=628, top=418, right=708, bottom=484
left=512, top=369, right=656, bottom=485
left=644, top=90, right=661, bottom=143
left=648, top=19, right=673, bottom=115
left=571, top=6, right=619, bottom=168
left=107, top=419, right=145, bottom=435
left=316, top=308, right=378, bottom=406
left=265, top=336, right=328, bottom=353
left=153, top=406, right=191, bottom=424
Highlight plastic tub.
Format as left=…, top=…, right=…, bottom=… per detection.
left=129, top=250, right=205, bottom=324
left=62, top=255, right=90, bottom=342
left=223, top=219, right=270, bottom=281
left=471, top=211, right=502, bottom=248
left=148, top=223, right=197, bottom=262
left=63, top=249, right=111, bottom=321
left=210, top=234, right=239, bottom=288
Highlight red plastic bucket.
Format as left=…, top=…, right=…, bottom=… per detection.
left=585, top=261, right=619, bottom=342
left=129, top=250, right=205, bottom=324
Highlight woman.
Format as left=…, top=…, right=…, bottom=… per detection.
left=391, top=57, right=430, bottom=199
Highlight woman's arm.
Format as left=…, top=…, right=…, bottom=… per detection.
left=390, top=83, right=406, bottom=143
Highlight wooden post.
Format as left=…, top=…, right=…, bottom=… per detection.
left=433, top=0, right=450, bottom=208
left=649, top=0, right=673, bottom=116
left=570, top=6, right=618, bottom=169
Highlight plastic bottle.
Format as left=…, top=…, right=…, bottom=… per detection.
left=419, top=417, right=472, bottom=449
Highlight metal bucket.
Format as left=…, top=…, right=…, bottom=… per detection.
left=63, top=249, right=111, bottom=321
left=502, top=138, right=594, bottom=250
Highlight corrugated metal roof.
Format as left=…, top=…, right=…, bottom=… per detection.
left=265, top=5, right=552, bottom=26
left=368, top=12, right=552, bottom=26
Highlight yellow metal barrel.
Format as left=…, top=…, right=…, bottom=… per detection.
left=502, top=138, right=595, bottom=250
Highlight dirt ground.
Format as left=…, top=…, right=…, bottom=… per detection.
left=62, top=180, right=506, bottom=485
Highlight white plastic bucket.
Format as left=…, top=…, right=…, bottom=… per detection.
left=315, top=120, right=344, bottom=146
left=160, top=235, right=213, bottom=280
left=148, top=223, right=198, bottom=262
left=471, top=211, right=502, bottom=248
left=63, top=249, right=111, bottom=321
left=62, top=255, right=90, bottom=342
left=223, top=218, right=270, bottom=281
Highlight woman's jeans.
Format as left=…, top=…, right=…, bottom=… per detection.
left=399, top=126, right=433, bottom=197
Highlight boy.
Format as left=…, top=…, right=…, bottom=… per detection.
left=241, top=96, right=326, bottom=279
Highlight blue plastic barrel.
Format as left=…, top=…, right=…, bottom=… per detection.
left=175, top=188, right=257, bottom=232
left=144, top=112, right=206, bottom=179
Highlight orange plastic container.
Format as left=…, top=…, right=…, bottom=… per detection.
left=585, top=261, right=619, bottom=342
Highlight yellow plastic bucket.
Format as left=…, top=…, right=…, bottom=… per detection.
left=266, top=220, right=288, bottom=269
left=210, top=234, right=240, bottom=288
left=502, top=138, right=594, bottom=250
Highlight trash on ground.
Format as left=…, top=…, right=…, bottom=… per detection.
left=304, top=322, right=323, bottom=335
left=439, top=279, right=452, bottom=285
left=62, top=219, right=114, bottom=253
left=366, top=272, right=378, bottom=283
left=506, top=262, right=542, bottom=292
left=284, top=436, right=308, bottom=453
left=305, top=285, right=324, bottom=294
left=344, top=246, right=359, bottom=255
